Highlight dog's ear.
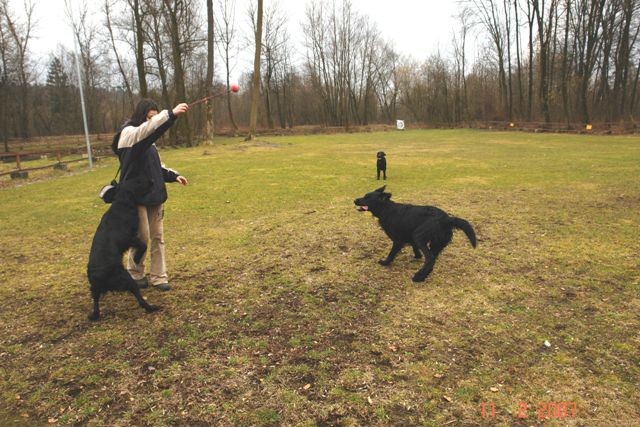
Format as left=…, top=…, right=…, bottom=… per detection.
left=382, top=192, right=392, bottom=200
left=375, top=186, right=386, bottom=193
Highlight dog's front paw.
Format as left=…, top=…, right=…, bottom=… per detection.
left=88, top=311, right=100, bottom=321
left=145, top=305, right=161, bottom=313
left=412, top=273, right=427, bottom=282
left=378, top=259, right=391, bottom=266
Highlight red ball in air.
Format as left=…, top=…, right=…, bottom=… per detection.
left=230, top=84, right=239, bottom=93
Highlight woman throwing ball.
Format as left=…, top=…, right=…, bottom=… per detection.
left=112, top=99, right=189, bottom=292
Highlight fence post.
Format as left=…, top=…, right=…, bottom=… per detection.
left=16, top=153, right=21, bottom=170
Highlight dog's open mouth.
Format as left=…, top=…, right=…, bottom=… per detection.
left=356, top=206, right=369, bottom=212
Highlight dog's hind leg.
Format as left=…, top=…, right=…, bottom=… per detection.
left=411, top=225, right=452, bottom=282
left=412, top=249, right=438, bottom=282
left=88, top=290, right=101, bottom=321
left=115, top=270, right=160, bottom=313
left=412, top=236, right=449, bottom=282
left=379, top=242, right=404, bottom=266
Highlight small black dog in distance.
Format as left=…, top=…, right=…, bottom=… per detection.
left=376, top=151, right=387, bottom=180
left=86, top=174, right=159, bottom=320
left=354, top=186, right=476, bottom=282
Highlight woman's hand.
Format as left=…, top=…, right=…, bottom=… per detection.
left=176, top=176, right=189, bottom=186
left=172, top=103, right=189, bottom=116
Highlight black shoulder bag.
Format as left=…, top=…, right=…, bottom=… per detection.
left=99, top=166, right=121, bottom=203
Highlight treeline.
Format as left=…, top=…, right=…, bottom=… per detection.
left=1, top=0, right=639, bottom=149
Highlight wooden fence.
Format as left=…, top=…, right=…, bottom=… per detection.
left=0, top=142, right=113, bottom=178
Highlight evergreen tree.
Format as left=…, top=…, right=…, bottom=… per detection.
left=46, top=56, right=69, bottom=133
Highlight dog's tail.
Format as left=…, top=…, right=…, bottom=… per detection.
left=449, top=217, right=477, bottom=248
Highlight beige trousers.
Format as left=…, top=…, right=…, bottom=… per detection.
left=127, top=204, right=168, bottom=285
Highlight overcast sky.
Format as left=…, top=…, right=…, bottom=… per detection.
left=17, top=0, right=468, bottom=84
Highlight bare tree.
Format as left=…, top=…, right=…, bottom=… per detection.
left=128, top=0, right=148, bottom=97
left=304, top=1, right=334, bottom=124
left=573, top=0, right=607, bottom=124
left=66, top=0, right=109, bottom=132
left=513, top=0, right=524, bottom=118
left=469, top=0, right=509, bottom=118
left=349, top=17, right=380, bottom=125
left=0, top=0, right=13, bottom=149
left=630, top=47, right=640, bottom=116
left=205, top=0, right=214, bottom=138
left=532, top=0, right=559, bottom=124
left=141, top=0, right=169, bottom=107
left=277, top=45, right=296, bottom=128
left=502, top=0, right=513, bottom=120
left=560, top=0, right=573, bottom=126
left=104, top=0, right=134, bottom=109
left=453, top=8, right=472, bottom=122
left=216, top=0, right=239, bottom=131
left=1, top=0, right=35, bottom=138
left=162, top=0, right=202, bottom=145
left=246, top=0, right=263, bottom=140
left=611, top=0, right=640, bottom=120
left=250, top=1, right=296, bottom=129
left=304, top=0, right=365, bottom=127
left=523, top=0, right=535, bottom=120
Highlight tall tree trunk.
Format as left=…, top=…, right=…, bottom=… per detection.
left=132, top=0, right=148, bottom=97
left=205, top=0, right=215, bottom=139
left=164, top=0, right=191, bottom=146
left=0, top=25, right=7, bottom=151
left=533, top=0, right=553, bottom=124
left=629, top=56, right=640, bottom=116
left=561, top=0, right=572, bottom=127
left=526, top=1, right=534, bottom=121
left=612, top=0, right=638, bottom=120
left=578, top=0, right=606, bottom=124
left=503, top=0, right=513, bottom=121
left=247, top=0, right=263, bottom=140
left=514, top=0, right=524, bottom=119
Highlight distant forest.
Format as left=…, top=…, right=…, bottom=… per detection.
left=1, top=0, right=639, bottom=147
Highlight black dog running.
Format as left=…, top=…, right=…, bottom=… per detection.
left=354, top=186, right=476, bottom=282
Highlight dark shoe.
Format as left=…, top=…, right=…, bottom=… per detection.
left=154, top=283, right=171, bottom=292
left=134, top=277, right=149, bottom=289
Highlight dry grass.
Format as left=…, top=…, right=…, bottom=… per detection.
left=0, top=129, right=639, bottom=426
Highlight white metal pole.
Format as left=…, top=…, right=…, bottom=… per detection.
left=70, top=15, right=92, bottom=168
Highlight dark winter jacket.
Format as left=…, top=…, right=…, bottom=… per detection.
left=112, top=109, right=180, bottom=206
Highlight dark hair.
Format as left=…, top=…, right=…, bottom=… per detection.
left=129, top=98, right=159, bottom=127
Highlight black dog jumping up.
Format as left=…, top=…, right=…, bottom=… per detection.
left=354, top=186, right=476, bottom=282
left=87, top=175, right=159, bottom=320
left=376, top=151, right=387, bottom=180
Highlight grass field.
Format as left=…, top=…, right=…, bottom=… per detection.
left=0, top=129, right=639, bottom=426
